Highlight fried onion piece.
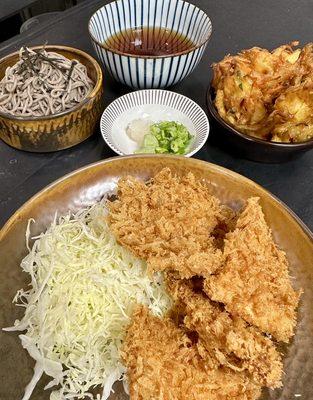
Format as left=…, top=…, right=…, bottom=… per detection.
left=166, top=276, right=283, bottom=388
left=270, top=43, right=313, bottom=143
left=204, top=197, right=301, bottom=343
left=271, top=85, right=313, bottom=142
left=212, top=42, right=301, bottom=139
left=122, top=305, right=261, bottom=400
left=108, top=168, right=226, bottom=278
left=293, top=43, right=313, bottom=87
left=213, top=56, right=270, bottom=138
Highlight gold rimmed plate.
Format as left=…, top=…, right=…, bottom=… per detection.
left=0, top=155, right=312, bottom=399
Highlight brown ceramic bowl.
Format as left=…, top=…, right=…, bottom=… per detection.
left=0, top=155, right=312, bottom=400
left=207, top=87, right=313, bottom=163
left=0, top=45, right=104, bottom=152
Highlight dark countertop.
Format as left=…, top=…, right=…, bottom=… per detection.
left=0, top=0, right=312, bottom=229
left=0, top=0, right=37, bottom=21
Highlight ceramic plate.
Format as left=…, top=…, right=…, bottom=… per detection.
left=100, top=90, right=209, bottom=156
left=0, top=155, right=312, bottom=400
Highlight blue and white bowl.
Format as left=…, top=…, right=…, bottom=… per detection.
left=100, top=89, right=210, bottom=156
left=88, top=0, right=212, bottom=89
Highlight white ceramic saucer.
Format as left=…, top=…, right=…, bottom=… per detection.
left=100, top=89, right=210, bottom=157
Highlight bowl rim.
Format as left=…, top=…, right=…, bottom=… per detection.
left=0, top=154, right=312, bottom=241
left=88, top=0, right=213, bottom=59
left=207, top=86, right=313, bottom=149
left=0, top=45, right=103, bottom=122
left=99, top=88, right=210, bottom=157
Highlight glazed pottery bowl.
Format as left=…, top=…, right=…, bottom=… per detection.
left=0, top=155, right=312, bottom=400
left=206, top=87, right=313, bottom=163
left=88, top=0, right=212, bottom=89
left=0, top=45, right=104, bottom=152
left=100, top=89, right=210, bottom=156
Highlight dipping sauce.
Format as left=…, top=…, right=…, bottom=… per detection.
left=104, top=27, right=195, bottom=56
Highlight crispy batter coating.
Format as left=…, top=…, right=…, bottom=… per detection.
left=212, top=42, right=300, bottom=139
left=212, top=42, right=313, bottom=142
left=270, top=43, right=313, bottom=143
left=108, top=168, right=226, bottom=278
left=109, top=169, right=300, bottom=396
left=122, top=305, right=261, bottom=400
left=212, top=206, right=238, bottom=250
left=271, top=84, right=313, bottom=143
left=295, top=43, right=313, bottom=87
left=166, top=276, right=283, bottom=388
left=204, top=197, right=301, bottom=343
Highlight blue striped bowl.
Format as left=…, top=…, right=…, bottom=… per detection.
left=88, top=0, right=212, bottom=89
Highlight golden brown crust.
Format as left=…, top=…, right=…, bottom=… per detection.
left=271, top=84, right=313, bottom=143
left=211, top=42, right=313, bottom=142
left=166, top=276, right=283, bottom=388
left=212, top=43, right=300, bottom=139
left=111, top=169, right=301, bottom=398
left=122, top=305, right=262, bottom=400
left=108, top=168, right=226, bottom=278
left=204, top=197, right=301, bottom=342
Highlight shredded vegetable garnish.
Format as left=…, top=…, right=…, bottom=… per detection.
left=4, top=203, right=172, bottom=400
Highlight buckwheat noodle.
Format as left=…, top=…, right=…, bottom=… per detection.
left=0, top=47, right=94, bottom=117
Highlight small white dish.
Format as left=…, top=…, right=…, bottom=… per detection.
left=100, top=89, right=210, bottom=157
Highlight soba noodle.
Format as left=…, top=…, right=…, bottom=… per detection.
left=0, top=47, right=94, bottom=117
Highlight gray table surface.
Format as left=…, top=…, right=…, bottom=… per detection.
left=0, top=0, right=312, bottom=229
left=0, top=0, right=37, bottom=21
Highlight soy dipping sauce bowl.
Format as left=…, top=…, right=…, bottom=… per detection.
left=206, top=87, right=313, bottom=163
left=88, top=0, right=212, bottom=89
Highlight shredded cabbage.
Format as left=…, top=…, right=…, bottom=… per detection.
left=4, top=203, right=172, bottom=400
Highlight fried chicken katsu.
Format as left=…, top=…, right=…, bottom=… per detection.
left=204, top=197, right=301, bottom=343
left=166, top=276, right=283, bottom=388
left=110, top=169, right=302, bottom=399
left=122, top=305, right=261, bottom=400
left=108, top=168, right=228, bottom=278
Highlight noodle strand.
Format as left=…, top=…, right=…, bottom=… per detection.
left=0, top=47, right=94, bottom=117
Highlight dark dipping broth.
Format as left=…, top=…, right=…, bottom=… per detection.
left=104, top=26, right=195, bottom=56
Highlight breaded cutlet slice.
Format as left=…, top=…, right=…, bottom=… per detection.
left=167, top=276, right=283, bottom=388
left=204, top=197, right=301, bottom=343
left=122, top=305, right=261, bottom=400
left=108, top=168, right=228, bottom=278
